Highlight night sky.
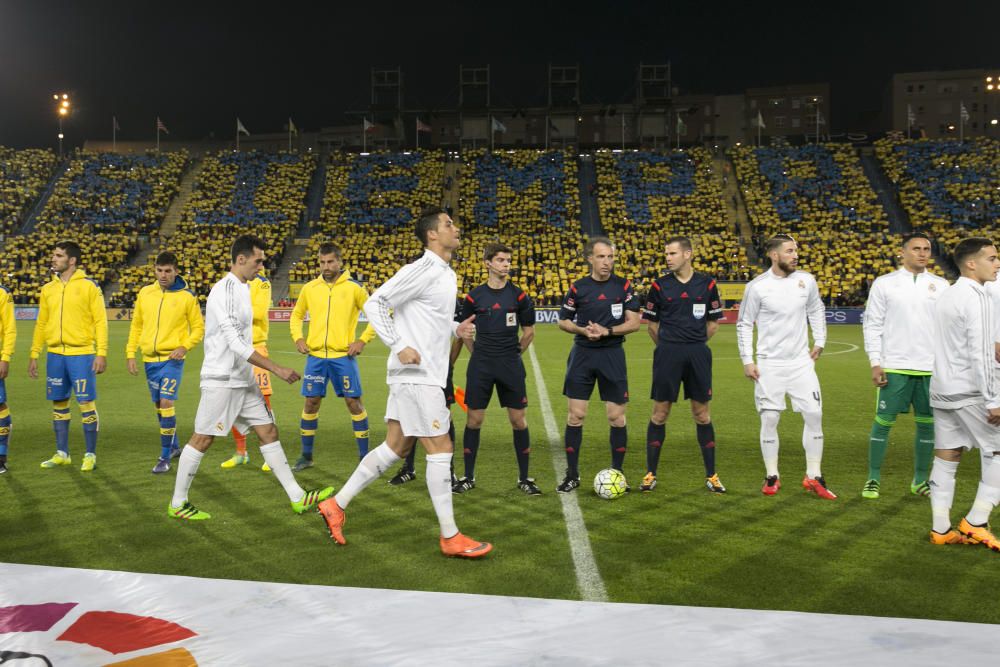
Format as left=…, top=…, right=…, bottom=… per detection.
left=1, top=0, right=997, bottom=149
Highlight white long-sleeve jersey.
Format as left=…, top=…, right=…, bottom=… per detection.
left=364, top=249, right=459, bottom=388
left=737, top=268, right=827, bottom=365
left=930, top=277, right=1000, bottom=410
left=200, top=272, right=256, bottom=388
left=862, top=268, right=948, bottom=371
left=985, top=280, right=1000, bottom=370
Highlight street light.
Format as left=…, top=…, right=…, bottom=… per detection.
left=54, top=93, right=70, bottom=157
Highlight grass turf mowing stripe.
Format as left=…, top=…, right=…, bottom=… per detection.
left=527, top=345, right=608, bottom=603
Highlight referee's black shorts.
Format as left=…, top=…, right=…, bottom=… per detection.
left=651, top=341, right=713, bottom=403
left=563, top=345, right=629, bottom=404
left=465, top=354, right=528, bottom=410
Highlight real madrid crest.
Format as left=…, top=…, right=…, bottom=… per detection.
left=798, top=280, right=805, bottom=289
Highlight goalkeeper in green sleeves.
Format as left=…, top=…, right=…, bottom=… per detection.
left=861, top=232, right=949, bottom=499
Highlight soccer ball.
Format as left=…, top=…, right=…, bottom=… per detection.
left=593, top=468, right=628, bottom=500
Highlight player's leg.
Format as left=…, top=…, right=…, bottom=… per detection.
left=864, top=372, right=907, bottom=498
left=910, top=375, right=935, bottom=496
left=169, top=432, right=215, bottom=519
left=688, top=343, right=723, bottom=492
left=0, top=380, right=9, bottom=472
left=755, top=360, right=785, bottom=493
left=335, top=356, right=370, bottom=460
left=152, top=360, right=183, bottom=474
left=40, top=353, right=73, bottom=468
left=560, top=346, right=595, bottom=491
left=788, top=363, right=834, bottom=499
left=597, top=348, right=630, bottom=474
left=456, top=356, right=491, bottom=491
left=389, top=379, right=453, bottom=485
left=955, top=408, right=1000, bottom=550
left=70, top=355, right=99, bottom=472
left=644, top=401, right=670, bottom=491
left=928, top=407, right=966, bottom=543
left=295, top=394, right=322, bottom=470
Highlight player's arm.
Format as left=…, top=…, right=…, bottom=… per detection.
left=705, top=278, right=723, bottom=341
left=591, top=280, right=643, bottom=337
left=290, top=289, right=309, bottom=354
left=0, top=291, right=14, bottom=379
left=641, top=284, right=661, bottom=346
left=91, top=283, right=109, bottom=373
left=450, top=336, right=465, bottom=364
left=213, top=279, right=297, bottom=383
left=516, top=290, right=536, bottom=353
left=806, top=276, right=827, bottom=360
left=364, top=263, right=428, bottom=362
left=174, top=292, right=205, bottom=360
left=125, top=294, right=144, bottom=375
left=458, top=294, right=477, bottom=353
left=736, top=283, right=761, bottom=380
left=862, top=279, right=888, bottom=386
left=354, top=286, right=377, bottom=348
left=965, top=295, right=1000, bottom=424
left=28, top=288, right=48, bottom=378
left=706, top=320, right=720, bottom=340
left=519, top=325, right=535, bottom=353
left=557, top=285, right=589, bottom=336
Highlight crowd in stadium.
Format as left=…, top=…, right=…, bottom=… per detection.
left=0, top=147, right=56, bottom=238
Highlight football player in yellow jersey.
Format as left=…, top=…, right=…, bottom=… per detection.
left=30, top=242, right=109, bottom=472
left=126, top=252, right=205, bottom=474
left=290, top=242, right=376, bottom=470
left=220, top=269, right=274, bottom=469
left=0, top=282, right=15, bottom=474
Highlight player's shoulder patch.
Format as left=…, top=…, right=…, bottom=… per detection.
left=348, top=278, right=364, bottom=288
left=0, top=284, right=10, bottom=295
left=85, top=278, right=103, bottom=293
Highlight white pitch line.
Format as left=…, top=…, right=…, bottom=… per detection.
left=527, top=345, right=608, bottom=603
left=627, top=340, right=861, bottom=363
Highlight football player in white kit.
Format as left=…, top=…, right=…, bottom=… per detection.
left=318, top=207, right=491, bottom=558
left=927, top=237, right=1000, bottom=551
left=737, top=234, right=835, bottom=499
left=167, top=235, right=334, bottom=521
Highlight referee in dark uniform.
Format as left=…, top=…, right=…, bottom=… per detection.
left=453, top=242, right=539, bottom=495
left=641, top=236, right=726, bottom=494
left=557, top=236, right=641, bottom=492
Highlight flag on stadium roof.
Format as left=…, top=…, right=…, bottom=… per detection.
left=491, top=116, right=507, bottom=134
left=363, top=118, right=376, bottom=132
left=237, top=118, right=250, bottom=136
left=960, top=102, right=970, bottom=122
left=113, top=116, right=120, bottom=132
left=907, top=104, right=916, bottom=124
left=816, top=110, right=826, bottom=125
left=756, top=110, right=765, bottom=129
left=156, top=117, right=169, bottom=134
left=676, top=113, right=686, bottom=134
left=548, top=118, right=559, bottom=134
left=288, top=117, right=298, bottom=135
left=416, top=118, right=432, bottom=133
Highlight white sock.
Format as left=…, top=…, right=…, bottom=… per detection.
left=334, top=442, right=400, bottom=509
left=801, top=410, right=824, bottom=479
left=259, top=441, right=305, bottom=502
left=930, top=457, right=959, bottom=533
left=966, top=451, right=1000, bottom=526
left=426, top=452, right=459, bottom=539
left=759, top=410, right=780, bottom=477
left=171, top=445, right=204, bottom=508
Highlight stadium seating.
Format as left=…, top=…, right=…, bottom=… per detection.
left=875, top=136, right=1000, bottom=249
left=0, top=147, right=57, bottom=237
left=594, top=148, right=747, bottom=290
left=729, top=143, right=894, bottom=305
left=109, top=150, right=314, bottom=307
left=1, top=151, right=187, bottom=304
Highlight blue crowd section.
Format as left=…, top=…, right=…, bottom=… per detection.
left=191, top=152, right=309, bottom=225
left=753, top=145, right=860, bottom=223
left=468, top=151, right=573, bottom=228
left=612, top=151, right=697, bottom=224
left=344, top=152, right=422, bottom=226
left=891, top=140, right=998, bottom=225
left=53, top=153, right=180, bottom=230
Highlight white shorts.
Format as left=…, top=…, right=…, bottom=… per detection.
left=933, top=404, right=1000, bottom=453
left=385, top=383, right=450, bottom=438
left=194, top=385, right=274, bottom=437
left=755, top=360, right=822, bottom=413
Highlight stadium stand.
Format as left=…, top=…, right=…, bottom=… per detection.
left=594, top=148, right=748, bottom=291
left=729, top=143, right=895, bottom=305
left=0, top=147, right=57, bottom=237
left=1, top=151, right=187, bottom=304
left=109, top=150, right=314, bottom=307
left=874, top=136, right=1000, bottom=249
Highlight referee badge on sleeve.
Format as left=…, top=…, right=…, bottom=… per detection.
left=611, top=303, right=623, bottom=318
left=692, top=304, right=706, bottom=319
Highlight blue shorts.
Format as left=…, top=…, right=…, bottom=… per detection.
left=144, top=360, right=185, bottom=403
left=302, top=355, right=363, bottom=398
left=0, top=378, right=6, bottom=404
left=47, top=353, right=97, bottom=402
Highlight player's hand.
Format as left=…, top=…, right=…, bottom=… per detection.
left=988, top=407, right=1000, bottom=427
left=275, top=366, right=301, bottom=384
left=585, top=321, right=607, bottom=341
left=27, top=358, right=37, bottom=379
left=347, top=340, right=366, bottom=357
left=871, top=365, right=888, bottom=387
left=743, top=363, right=760, bottom=381
left=0, top=360, right=8, bottom=380
left=397, top=347, right=421, bottom=365
left=93, top=356, right=107, bottom=375
left=810, top=346, right=823, bottom=361
left=295, top=338, right=309, bottom=355
left=168, top=346, right=187, bottom=360
left=456, top=315, right=476, bottom=341
left=127, top=358, right=138, bottom=376
left=995, top=342, right=1000, bottom=364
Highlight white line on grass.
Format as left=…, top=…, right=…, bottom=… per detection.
left=527, top=345, right=609, bottom=603
left=626, top=340, right=860, bottom=363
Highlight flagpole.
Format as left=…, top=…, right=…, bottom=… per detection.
left=288, top=121, right=292, bottom=153
left=156, top=119, right=160, bottom=153
left=415, top=118, right=419, bottom=150
left=757, top=116, right=761, bottom=147
left=960, top=101, right=964, bottom=143
left=490, top=117, right=494, bottom=152
left=236, top=119, right=240, bottom=152
left=815, top=107, right=819, bottom=144
left=112, top=117, right=117, bottom=153
left=545, top=115, right=549, bottom=150
left=621, top=113, right=625, bottom=151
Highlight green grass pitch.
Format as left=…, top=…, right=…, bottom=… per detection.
left=1, top=322, right=998, bottom=624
